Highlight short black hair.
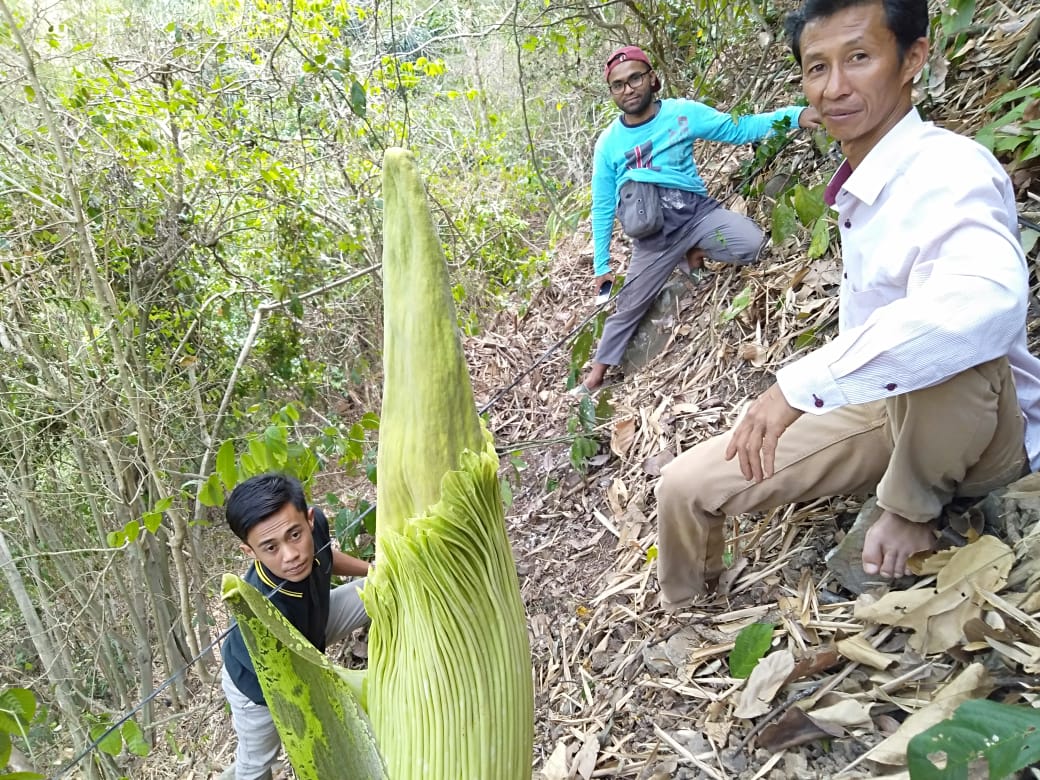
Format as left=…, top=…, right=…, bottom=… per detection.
left=785, top=0, right=929, bottom=66
left=225, top=473, right=308, bottom=543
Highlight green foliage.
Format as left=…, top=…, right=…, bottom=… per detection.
left=566, top=393, right=612, bottom=473
left=722, top=284, right=753, bottom=322
left=327, top=494, right=376, bottom=561
left=771, top=183, right=832, bottom=258
left=907, top=699, right=1040, bottom=779
left=938, top=0, right=976, bottom=39
left=193, top=402, right=380, bottom=557
left=105, top=497, right=173, bottom=548
left=87, top=717, right=150, bottom=759
left=1022, top=228, right=1039, bottom=257
left=739, top=116, right=796, bottom=194
left=0, top=688, right=42, bottom=780
left=729, top=622, right=775, bottom=679
left=568, top=325, right=597, bottom=390
left=976, top=87, right=1040, bottom=167
left=499, top=452, right=528, bottom=512
left=771, top=201, right=799, bottom=245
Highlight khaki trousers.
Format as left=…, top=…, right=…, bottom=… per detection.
left=656, top=358, right=1027, bottom=608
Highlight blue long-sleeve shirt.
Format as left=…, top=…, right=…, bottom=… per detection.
left=591, top=98, right=804, bottom=275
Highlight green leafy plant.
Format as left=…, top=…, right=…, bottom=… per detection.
left=938, top=0, right=976, bottom=40
left=729, top=622, right=776, bottom=679
left=976, top=86, right=1040, bottom=168
left=738, top=115, right=796, bottom=194
left=771, top=183, right=833, bottom=258
left=567, top=394, right=611, bottom=473
left=223, top=148, right=534, bottom=779
left=722, top=284, right=754, bottom=322
left=0, top=688, right=43, bottom=780
left=196, top=403, right=379, bottom=538
left=328, top=495, right=377, bottom=561
left=907, top=699, right=1040, bottom=779
left=87, top=717, right=150, bottom=759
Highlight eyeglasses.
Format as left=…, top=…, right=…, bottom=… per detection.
left=608, top=68, right=651, bottom=95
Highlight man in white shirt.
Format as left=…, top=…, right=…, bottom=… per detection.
left=655, top=0, right=1040, bottom=608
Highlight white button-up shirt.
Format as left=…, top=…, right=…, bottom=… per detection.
left=776, top=109, right=1040, bottom=470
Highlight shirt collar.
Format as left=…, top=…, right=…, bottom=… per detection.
left=254, top=559, right=303, bottom=598
left=824, top=108, right=924, bottom=207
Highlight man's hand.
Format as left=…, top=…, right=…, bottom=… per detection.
left=798, top=106, right=822, bottom=129
left=724, top=383, right=803, bottom=482
left=593, top=271, right=615, bottom=293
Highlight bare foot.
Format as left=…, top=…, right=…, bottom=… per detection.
left=684, top=247, right=707, bottom=273
left=862, top=510, right=938, bottom=579
left=579, top=362, right=608, bottom=392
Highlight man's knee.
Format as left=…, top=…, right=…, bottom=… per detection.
left=657, top=435, right=733, bottom=516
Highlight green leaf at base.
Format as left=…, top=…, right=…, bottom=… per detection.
left=907, top=698, right=1040, bottom=780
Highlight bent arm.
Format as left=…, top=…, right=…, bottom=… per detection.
left=777, top=172, right=1026, bottom=413
left=332, top=549, right=371, bottom=577
left=591, top=138, right=618, bottom=276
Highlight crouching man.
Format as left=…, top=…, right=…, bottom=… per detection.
left=220, top=473, right=370, bottom=779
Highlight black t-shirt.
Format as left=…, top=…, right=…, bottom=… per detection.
left=222, top=508, right=334, bottom=705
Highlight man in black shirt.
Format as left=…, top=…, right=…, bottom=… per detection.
left=219, top=473, right=370, bottom=780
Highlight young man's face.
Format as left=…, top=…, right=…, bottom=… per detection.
left=607, top=59, right=656, bottom=120
left=241, top=503, right=316, bottom=582
left=799, top=2, right=927, bottom=167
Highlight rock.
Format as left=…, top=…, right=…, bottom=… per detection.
left=719, top=747, right=747, bottom=775
left=642, top=642, right=674, bottom=675
left=978, top=471, right=1040, bottom=541
left=620, top=278, right=689, bottom=375
left=824, top=497, right=913, bottom=594
left=783, top=751, right=809, bottom=777
left=977, top=472, right=1040, bottom=591
left=640, top=627, right=702, bottom=674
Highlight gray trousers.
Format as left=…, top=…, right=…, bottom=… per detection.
left=594, top=206, right=765, bottom=366
left=221, top=579, right=369, bottom=780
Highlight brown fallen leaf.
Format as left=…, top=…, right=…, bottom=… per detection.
left=854, top=535, right=1014, bottom=653
left=907, top=546, right=956, bottom=575
left=733, top=649, right=795, bottom=719
left=606, top=478, right=628, bottom=517
left=808, top=695, right=874, bottom=730
left=851, top=662, right=992, bottom=769
left=642, top=449, right=675, bottom=477
left=786, top=645, right=841, bottom=683
left=739, top=343, right=768, bottom=367
left=610, top=416, right=636, bottom=457
left=539, top=739, right=572, bottom=780
left=836, top=633, right=898, bottom=670
left=758, top=707, right=843, bottom=752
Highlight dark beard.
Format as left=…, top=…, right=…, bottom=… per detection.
left=622, top=92, right=656, bottom=118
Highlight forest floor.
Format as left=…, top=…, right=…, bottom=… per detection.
left=179, top=5, right=1040, bottom=779
left=463, top=9, right=1040, bottom=777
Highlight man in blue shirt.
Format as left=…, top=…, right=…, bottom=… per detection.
left=572, top=46, right=819, bottom=394
left=220, top=473, right=370, bottom=780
